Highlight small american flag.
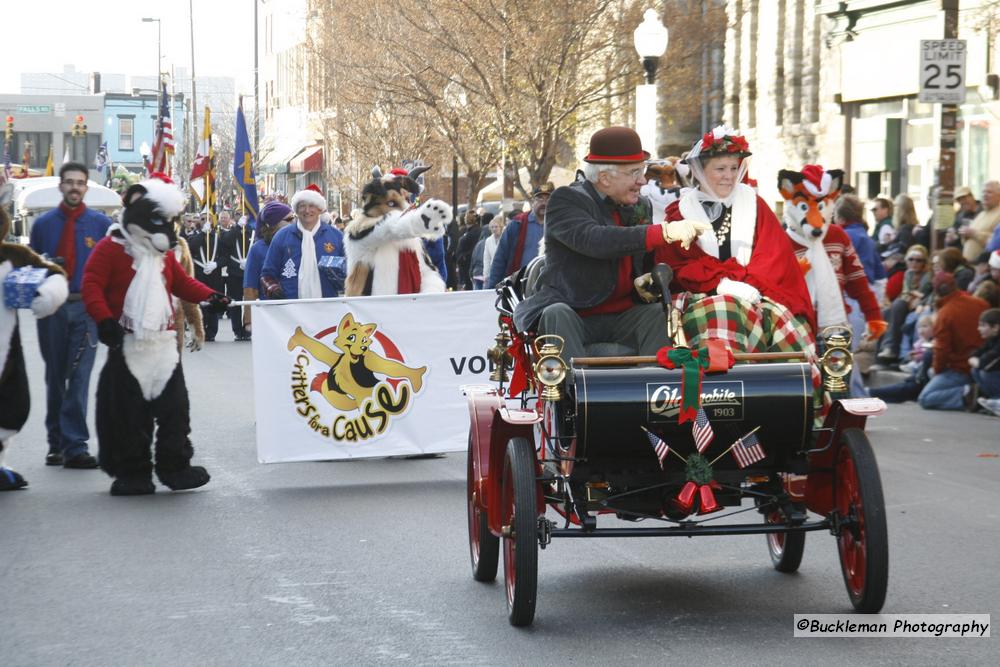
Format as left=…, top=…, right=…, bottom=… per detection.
left=692, top=407, right=714, bottom=454
left=731, top=431, right=766, bottom=469
left=645, top=429, right=671, bottom=470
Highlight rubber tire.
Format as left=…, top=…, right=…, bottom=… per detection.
left=467, top=432, right=499, bottom=582
left=765, top=510, right=806, bottom=573
left=835, top=428, right=889, bottom=613
left=502, top=437, right=539, bottom=627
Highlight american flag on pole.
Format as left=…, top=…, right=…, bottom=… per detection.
left=644, top=429, right=671, bottom=470
left=148, top=81, right=174, bottom=176
left=731, top=430, right=766, bottom=469
left=692, top=408, right=715, bottom=454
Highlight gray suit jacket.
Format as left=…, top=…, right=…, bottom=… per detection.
left=513, top=179, right=654, bottom=331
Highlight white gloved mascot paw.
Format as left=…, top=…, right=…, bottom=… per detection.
left=31, top=273, right=69, bottom=319
left=410, top=199, right=451, bottom=238
left=716, top=277, right=761, bottom=304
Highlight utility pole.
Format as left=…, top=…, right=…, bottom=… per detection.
left=932, top=0, right=960, bottom=257
left=254, top=0, right=260, bottom=157
left=189, top=0, right=198, bottom=161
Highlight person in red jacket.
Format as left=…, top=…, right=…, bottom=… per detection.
left=82, top=175, right=229, bottom=496
left=917, top=271, right=989, bottom=411
left=656, top=126, right=815, bottom=354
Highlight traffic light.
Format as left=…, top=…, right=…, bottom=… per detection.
left=4, top=115, right=12, bottom=142
left=72, top=114, right=87, bottom=137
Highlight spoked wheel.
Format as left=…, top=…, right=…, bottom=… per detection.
left=765, top=508, right=806, bottom=573
left=835, top=428, right=888, bottom=612
left=467, top=432, right=499, bottom=582
left=502, top=437, right=540, bottom=627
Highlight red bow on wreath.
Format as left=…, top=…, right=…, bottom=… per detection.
left=656, top=340, right=735, bottom=423
left=506, top=331, right=532, bottom=398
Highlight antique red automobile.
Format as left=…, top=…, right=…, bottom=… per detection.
left=465, top=265, right=888, bottom=626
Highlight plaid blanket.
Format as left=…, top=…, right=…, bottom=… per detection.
left=680, top=294, right=815, bottom=353
left=679, top=293, right=826, bottom=423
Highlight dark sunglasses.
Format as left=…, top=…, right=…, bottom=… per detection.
left=906, top=257, right=926, bottom=263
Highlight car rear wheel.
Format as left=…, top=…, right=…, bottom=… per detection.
left=467, top=432, right=498, bottom=582
left=765, top=509, right=806, bottom=573
left=835, top=428, right=888, bottom=613
left=502, top=437, right=539, bottom=627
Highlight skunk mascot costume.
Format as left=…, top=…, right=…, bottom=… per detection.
left=343, top=166, right=451, bottom=296
left=0, top=207, right=69, bottom=490
left=82, top=175, right=229, bottom=496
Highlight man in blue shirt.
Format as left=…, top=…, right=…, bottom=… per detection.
left=28, top=162, right=111, bottom=468
left=260, top=185, right=344, bottom=299
left=485, top=182, right=553, bottom=289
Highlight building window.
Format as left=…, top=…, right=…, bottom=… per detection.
left=119, top=116, right=134, bottom=151
left=62, top=133, right=103, bottom=164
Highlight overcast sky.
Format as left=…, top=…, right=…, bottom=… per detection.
left=2, top=0, right=256, bottom=94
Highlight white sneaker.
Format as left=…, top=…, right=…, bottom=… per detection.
left=976, top=397, right=1000, bottom=417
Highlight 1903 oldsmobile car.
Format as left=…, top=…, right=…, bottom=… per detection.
left=464, top=264, right=888, bottom=626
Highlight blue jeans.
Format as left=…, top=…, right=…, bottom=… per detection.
left=917, top=370, right=970, bottom=411
left=36, top=300, right=98, bottom=457
left=972, top=368, right=1000, bottom=398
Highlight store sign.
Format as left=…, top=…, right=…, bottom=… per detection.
left=918, top=39, right=966, bottom=104
left=16, top=104, right=51, bottom=114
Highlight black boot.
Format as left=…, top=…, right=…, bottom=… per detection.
left=157, top=465, right=211, bottom=491
left=110, top=475, right=156, bottom=496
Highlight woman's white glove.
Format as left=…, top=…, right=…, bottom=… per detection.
left=661, top=219, right=712, bottom=250
left=716, top=277, right=761, bottom=304
left=31, top=273, right=69, bottom=319
left=204, top=260, right=218, bottom=274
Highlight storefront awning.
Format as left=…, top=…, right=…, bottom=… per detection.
left=289, top=145, right=323, bottom=174
left=258, top=143, right=304, bottom=174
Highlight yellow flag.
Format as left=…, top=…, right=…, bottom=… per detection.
left=44, top=146, right=54, bottom=176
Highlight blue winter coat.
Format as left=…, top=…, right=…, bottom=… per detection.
left=486, top=211, right=543, bottom=288
left=29, top=205, right=112, bottom=292
left=261, top=223, right=345, bottom=298
left=843, top=221, right=886, bottom=283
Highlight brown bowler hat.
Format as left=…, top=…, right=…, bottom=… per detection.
left=584, top=126, right=650, bottom=164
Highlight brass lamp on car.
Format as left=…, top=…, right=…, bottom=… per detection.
left=533, top=335, right=567, bottom=401
left=487, top=322, right=512, bottom=383
left=819, top=325, right=853, bottom=395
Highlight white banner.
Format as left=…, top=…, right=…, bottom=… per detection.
left=251, top=291, right=498, bottom=462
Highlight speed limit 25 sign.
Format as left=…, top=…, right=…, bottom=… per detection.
left=919, top=39, right=967, bottom=104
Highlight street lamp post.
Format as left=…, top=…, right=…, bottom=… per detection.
left=633, top=8, right=668, bottom=157
left=142, top=17, right=162, bottom=83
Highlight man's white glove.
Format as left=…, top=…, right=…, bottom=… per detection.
left=31, top=273, right=69, bottom=319
left=661, top=219, right=712, bottom=250
left=204, top=260, right=217, bottom=274
left=238, top=258, right=247, bottom=271
left=716, top=277, right=761, bottom=304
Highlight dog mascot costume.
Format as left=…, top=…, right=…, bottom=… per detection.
left=779, top=166, right=885, bottom=337
left=343, top=166, right=452, bottom=296
left=0, top=207, right=69, bottom=490
left=81, top=175, right=229, bottom=496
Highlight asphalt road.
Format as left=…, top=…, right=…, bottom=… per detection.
left=3, top=312, right=998, bottom=666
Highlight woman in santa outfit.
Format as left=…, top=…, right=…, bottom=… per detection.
left=656, top=126, right=815, bottom=353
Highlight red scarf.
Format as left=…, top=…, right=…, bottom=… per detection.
left=397, top=250, right=422, bottom=294
left=55, top=202, right=86, bottom=281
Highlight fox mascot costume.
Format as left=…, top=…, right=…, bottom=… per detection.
left=0, top=207, right=69, bottom=490
left=778, top=165, right=885, bottom=338
left=81, top=174, right=229, bottom=496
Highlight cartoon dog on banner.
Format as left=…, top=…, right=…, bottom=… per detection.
left=0, top=206, right=69, bottom=490
left=343, top=166, right=451, bottom=296
left=81, top=174, right=230, bottom=496
left=288, top=312, right=426, bottom=412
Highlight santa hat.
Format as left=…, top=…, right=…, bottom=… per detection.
left=133, top=172, right=187, bottom=219
left=800, top=164, right=833, bottom=198
left=290, top=183, right=327, bottom=212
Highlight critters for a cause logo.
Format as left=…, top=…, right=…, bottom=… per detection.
left=287, top=312, right=427, bottom=442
